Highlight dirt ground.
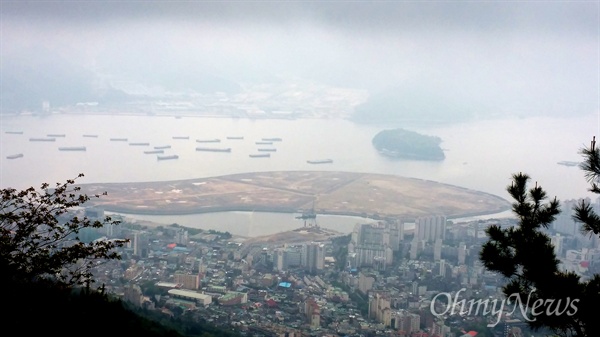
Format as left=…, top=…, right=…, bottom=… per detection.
left=78, top=170, right=511, bottom=221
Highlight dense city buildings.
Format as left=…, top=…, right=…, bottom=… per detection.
left=79, top=200, right=600, bottom=337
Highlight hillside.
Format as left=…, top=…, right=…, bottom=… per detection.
left=5, top=278, right=239, bottom=337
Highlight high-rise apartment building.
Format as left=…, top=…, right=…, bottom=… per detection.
left=415, top=215, right=447, bottom=242
left=433, top=238, right=442, bottom=261
left=303, top=242, right=324, bottom=274
left=458, top=242, right=467, bottom=265
left=275, top=247, right=303, bottom=271
left=348, top=221, right=403, bottom=267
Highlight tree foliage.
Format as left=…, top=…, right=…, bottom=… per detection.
left=0, top=174, right=242, bottom=337
left=6, top=281, right=184, bottom=337
left=0, top=173, right=128, bottom=286
left=480, top=137, right=600, bottom=337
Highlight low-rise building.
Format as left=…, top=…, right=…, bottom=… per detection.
left=167, top=289, right=212, bottom=306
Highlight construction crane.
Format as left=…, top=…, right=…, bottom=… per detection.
left=295, top=198, right=318, bottom=228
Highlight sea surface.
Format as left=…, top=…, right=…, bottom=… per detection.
left=1, top=113, right=597, bottom=236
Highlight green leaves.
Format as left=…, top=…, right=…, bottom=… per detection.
left=0, top=174, right=128, bottom=286
left=479, top=137, right=600, bottom=336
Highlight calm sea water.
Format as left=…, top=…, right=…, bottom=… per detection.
left=1, top=113, right=597, bottom=236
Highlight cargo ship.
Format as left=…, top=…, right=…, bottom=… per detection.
left=196, top=147, right=231, bottom=152
left=557, top=161, right=579, bottom=167
left=157, top=154, right=179, bottom=160
left=144, top=150, right=164, bottom=154
left=196, top=139, right=221, bottom=143
left=255, top=141, right=273, bottom=145
left=110, top=138, right=128, bottom=142
left=307, top=159, right=333, bottom=164
left=5, top=131, right=23, bottom=135
left=6, top=153, right=23, bottom=159
left=154, top=145, right=171, bottom=149
left=226, top=136, right=244, bottom=140
left=47, top=134, right=66, bottom=137
left=249, top=153, right=271, bottom=158
left=262, top=137, right=282, bottom=142
left=29, top=138, right=56, bottom=142
left=129, top=142, right=150, bottom=146
left=82, top=134, right=98, bottom=138
left=172, top=136, right=189, bottom=140
left=59, top=146, right=86, bottom=151
left=257, top=148, right=277, bottom=152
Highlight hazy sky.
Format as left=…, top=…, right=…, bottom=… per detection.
left=2, top=1, right=598, bottom=116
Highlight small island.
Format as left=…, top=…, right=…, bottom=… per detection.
left=372, top=128, right=445, bottom=161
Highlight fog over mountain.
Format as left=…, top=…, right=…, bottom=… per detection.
left=1, top=1, right=597, bottom=120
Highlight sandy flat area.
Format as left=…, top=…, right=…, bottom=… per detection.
left=78, top=171, right=511, bottom=221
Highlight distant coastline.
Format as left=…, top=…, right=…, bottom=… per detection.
left=102, top=203, right=511, bottom=222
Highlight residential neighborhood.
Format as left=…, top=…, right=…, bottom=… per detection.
left=81, top=200, right=600, bottom=337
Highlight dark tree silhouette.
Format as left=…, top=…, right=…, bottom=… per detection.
left=480, top=137, right=600, bottom=337
left=0, top=175, right=240, bottom=336
left=0, top=173, right=128, bottom=286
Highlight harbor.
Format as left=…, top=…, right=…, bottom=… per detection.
left=8, top=128, right=338, bottom=169
left=1, top=113, right=595, bottom=203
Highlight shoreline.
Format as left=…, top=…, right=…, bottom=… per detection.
left=81, top=171, right=512, bottom=222
left=102, top=203, right=511, bottom=223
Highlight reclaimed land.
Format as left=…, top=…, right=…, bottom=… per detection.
left=78, top=171, right=511, bottom=221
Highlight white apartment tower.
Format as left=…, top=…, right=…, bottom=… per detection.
left=348, top=221, right=403, bottom=267
left=433, top=238, right=442, bottom=261
left=458, top=242, right=467, bottom=265
left=415, top=215, right=447, bottom=242
left=303, top=242, right=325, bottom=274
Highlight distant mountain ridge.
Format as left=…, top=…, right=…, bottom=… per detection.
left=1, top=47, right=241, bottom=113
left=351, top=86, right=476, bottom=124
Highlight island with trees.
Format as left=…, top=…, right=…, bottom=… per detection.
left=372, top=128, right=445, bottom=161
